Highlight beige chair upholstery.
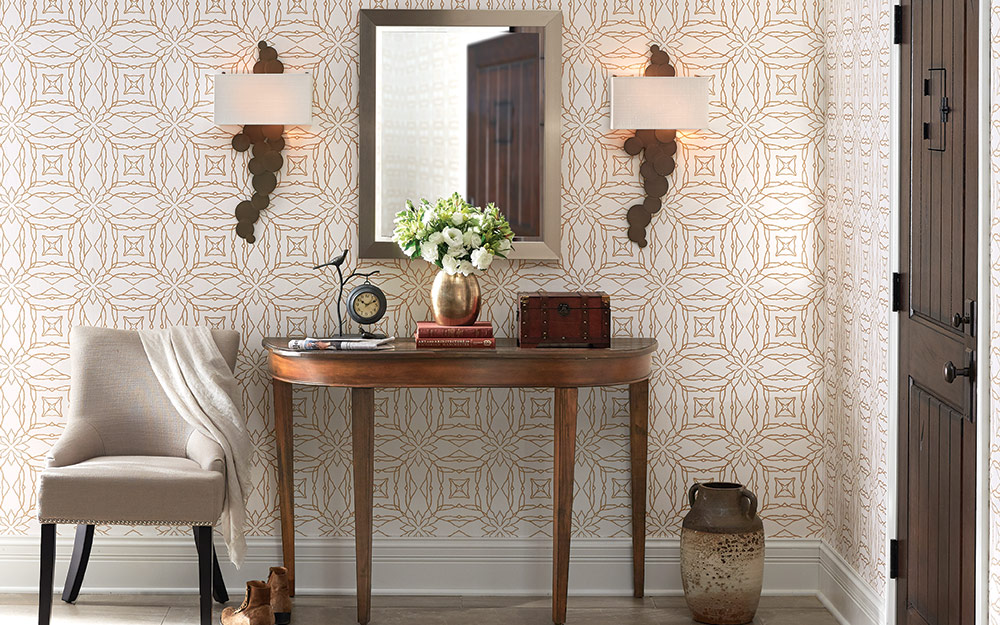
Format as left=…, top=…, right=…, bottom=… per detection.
left=37, top=326, right=240, bottom=526
left=39, top=456, right=226, bottom=525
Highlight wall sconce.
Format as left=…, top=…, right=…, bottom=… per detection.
left=609, top=45, right=709, bottom=248
left=214, top=42, right=313, bottom=244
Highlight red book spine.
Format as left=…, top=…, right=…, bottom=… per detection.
left=415, top=322, right=493, bottom=338
left=414, top=336, right=496, bottom=348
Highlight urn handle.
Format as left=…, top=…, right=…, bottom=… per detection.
left=688, top=483, right=701, bottom=508
left=740, top=487, right=758, bottom=519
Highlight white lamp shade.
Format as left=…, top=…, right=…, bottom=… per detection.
left=609, top=76, right=710, bottom=130
left=213, top=73, right=313, bottom=125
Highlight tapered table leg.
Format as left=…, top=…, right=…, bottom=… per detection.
left=273, top=379, right=296, bottom=596
left=629, top=379, right=649, bottom=598
left=352, top=388, right=375, bottom=625
left=552, top=387, right=578, bottom=625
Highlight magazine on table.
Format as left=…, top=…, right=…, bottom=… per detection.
left=288, top=337, right=395, bottom=351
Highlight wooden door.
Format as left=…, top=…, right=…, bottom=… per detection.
left=467, top=32, right=541, bottom=238
left=897, top=0, right=978, bottom=622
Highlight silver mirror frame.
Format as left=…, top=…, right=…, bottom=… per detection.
left=358, top=9, right=562, bottom=260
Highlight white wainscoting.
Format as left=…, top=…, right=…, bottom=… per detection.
left=0, top=536, right=882, bottom=623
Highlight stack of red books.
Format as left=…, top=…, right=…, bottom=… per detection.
left=414, top=321, right=495, bottom=348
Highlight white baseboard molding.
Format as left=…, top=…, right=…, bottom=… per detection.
left=0, top=535, right=825, bottom=597
left=817, top=542, right=885, bottom=625
left=0, top=534, right=883, bottom=623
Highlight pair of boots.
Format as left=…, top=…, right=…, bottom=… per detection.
left=221, top=566, right=292, bottom=625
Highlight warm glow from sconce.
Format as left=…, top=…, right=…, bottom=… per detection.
left=213, top=73, right=313, bottom=125
left=609, top=76, right=710, bottom=130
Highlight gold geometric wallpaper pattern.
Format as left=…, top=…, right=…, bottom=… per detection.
left=823, top=0, right=891, bottom=599
left=1, top=0, right=830, bottom=561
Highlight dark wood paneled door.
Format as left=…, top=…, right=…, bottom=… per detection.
left=467, top=32, right=541, bottom=237
left=897, top=0, right=978, bottom=622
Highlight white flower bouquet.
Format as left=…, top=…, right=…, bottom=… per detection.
left=392, top=193, right=515, bottom=275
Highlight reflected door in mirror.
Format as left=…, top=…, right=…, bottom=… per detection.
left=467, top=33, right=541, bottom=238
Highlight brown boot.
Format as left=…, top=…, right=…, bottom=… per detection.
left=266, top=566, right=292, bottom=625
left=221, top=581, right=274, bottom=625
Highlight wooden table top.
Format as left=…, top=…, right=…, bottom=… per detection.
left=263, top=337, right=656, bottom=358
left=262, top=337, right=657, bottom=388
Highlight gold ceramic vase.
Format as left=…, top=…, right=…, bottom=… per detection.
left=430, top=270, right=481, bottom=326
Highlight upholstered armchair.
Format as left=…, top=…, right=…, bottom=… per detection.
left=36, top=326, right=241, bottom=625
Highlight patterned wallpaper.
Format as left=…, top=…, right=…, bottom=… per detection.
left=986, top=0, right=1000, bottom=614
left=2, top=0, right=829, bottom=556
left=823, top=0, right=892, bottom=599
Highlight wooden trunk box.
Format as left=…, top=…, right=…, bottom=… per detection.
left=517, top=291, right=611, bottom=348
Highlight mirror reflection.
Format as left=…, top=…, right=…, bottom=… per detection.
left=374, top=26, right=545, bottom=242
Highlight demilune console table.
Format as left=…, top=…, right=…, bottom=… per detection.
left=262, top=337, right=656, bottom=625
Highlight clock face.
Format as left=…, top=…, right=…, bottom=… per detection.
left=353, top=292, right=380, bottom=318
left=347, top=284, right=387, bottom=325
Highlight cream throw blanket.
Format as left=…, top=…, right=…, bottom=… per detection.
left=139, top=326, right=252, bottom=567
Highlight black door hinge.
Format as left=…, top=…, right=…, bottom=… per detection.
left=889, top=539, right=900, bottom=579
left=893, top=5, right=903, bottom=44
left=891, top=272, right=902, bottom=312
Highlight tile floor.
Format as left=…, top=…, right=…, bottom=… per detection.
left=2, top=593, right=839, bottom=624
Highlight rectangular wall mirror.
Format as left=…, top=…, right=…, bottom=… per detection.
left=359, top=10, right=562, bottom=260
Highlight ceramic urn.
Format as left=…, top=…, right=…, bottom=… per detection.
left=680, top=482, right=765, bottom=625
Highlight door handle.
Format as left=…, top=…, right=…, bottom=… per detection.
left=951, top=300, right=976, bottom=335
left=943, top=360, right=975, bottom=383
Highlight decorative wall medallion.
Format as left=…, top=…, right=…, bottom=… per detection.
left=623, top=45, right=677, bottom=249
left=229, top=41, right=288, bottom=244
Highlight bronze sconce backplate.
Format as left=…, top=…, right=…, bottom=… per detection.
left=230, top=41, right=288, bottom=244
left=623, top=45, right=677, bottom=248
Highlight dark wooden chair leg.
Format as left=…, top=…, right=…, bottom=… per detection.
left=61, top=524, right=94, bottom=604
left=194, top=526, right=213, bottom=625
left=211, top=545, right=228, bottom=603
left=194, top=527, right=228, bottom=604
left=38, top=524, right=55, bottom=625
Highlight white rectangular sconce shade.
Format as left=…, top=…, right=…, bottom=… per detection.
left=214, top=73, right=313, bottom=125
left=609, top=76, right=710, bottom=130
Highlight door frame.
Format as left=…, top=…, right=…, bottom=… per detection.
left=887, top=0, right=991, bottom=622
left=973, top=0, right=990, bottom=620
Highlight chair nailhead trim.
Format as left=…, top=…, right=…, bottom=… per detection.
left=38, top=518, right=215, bottom=526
